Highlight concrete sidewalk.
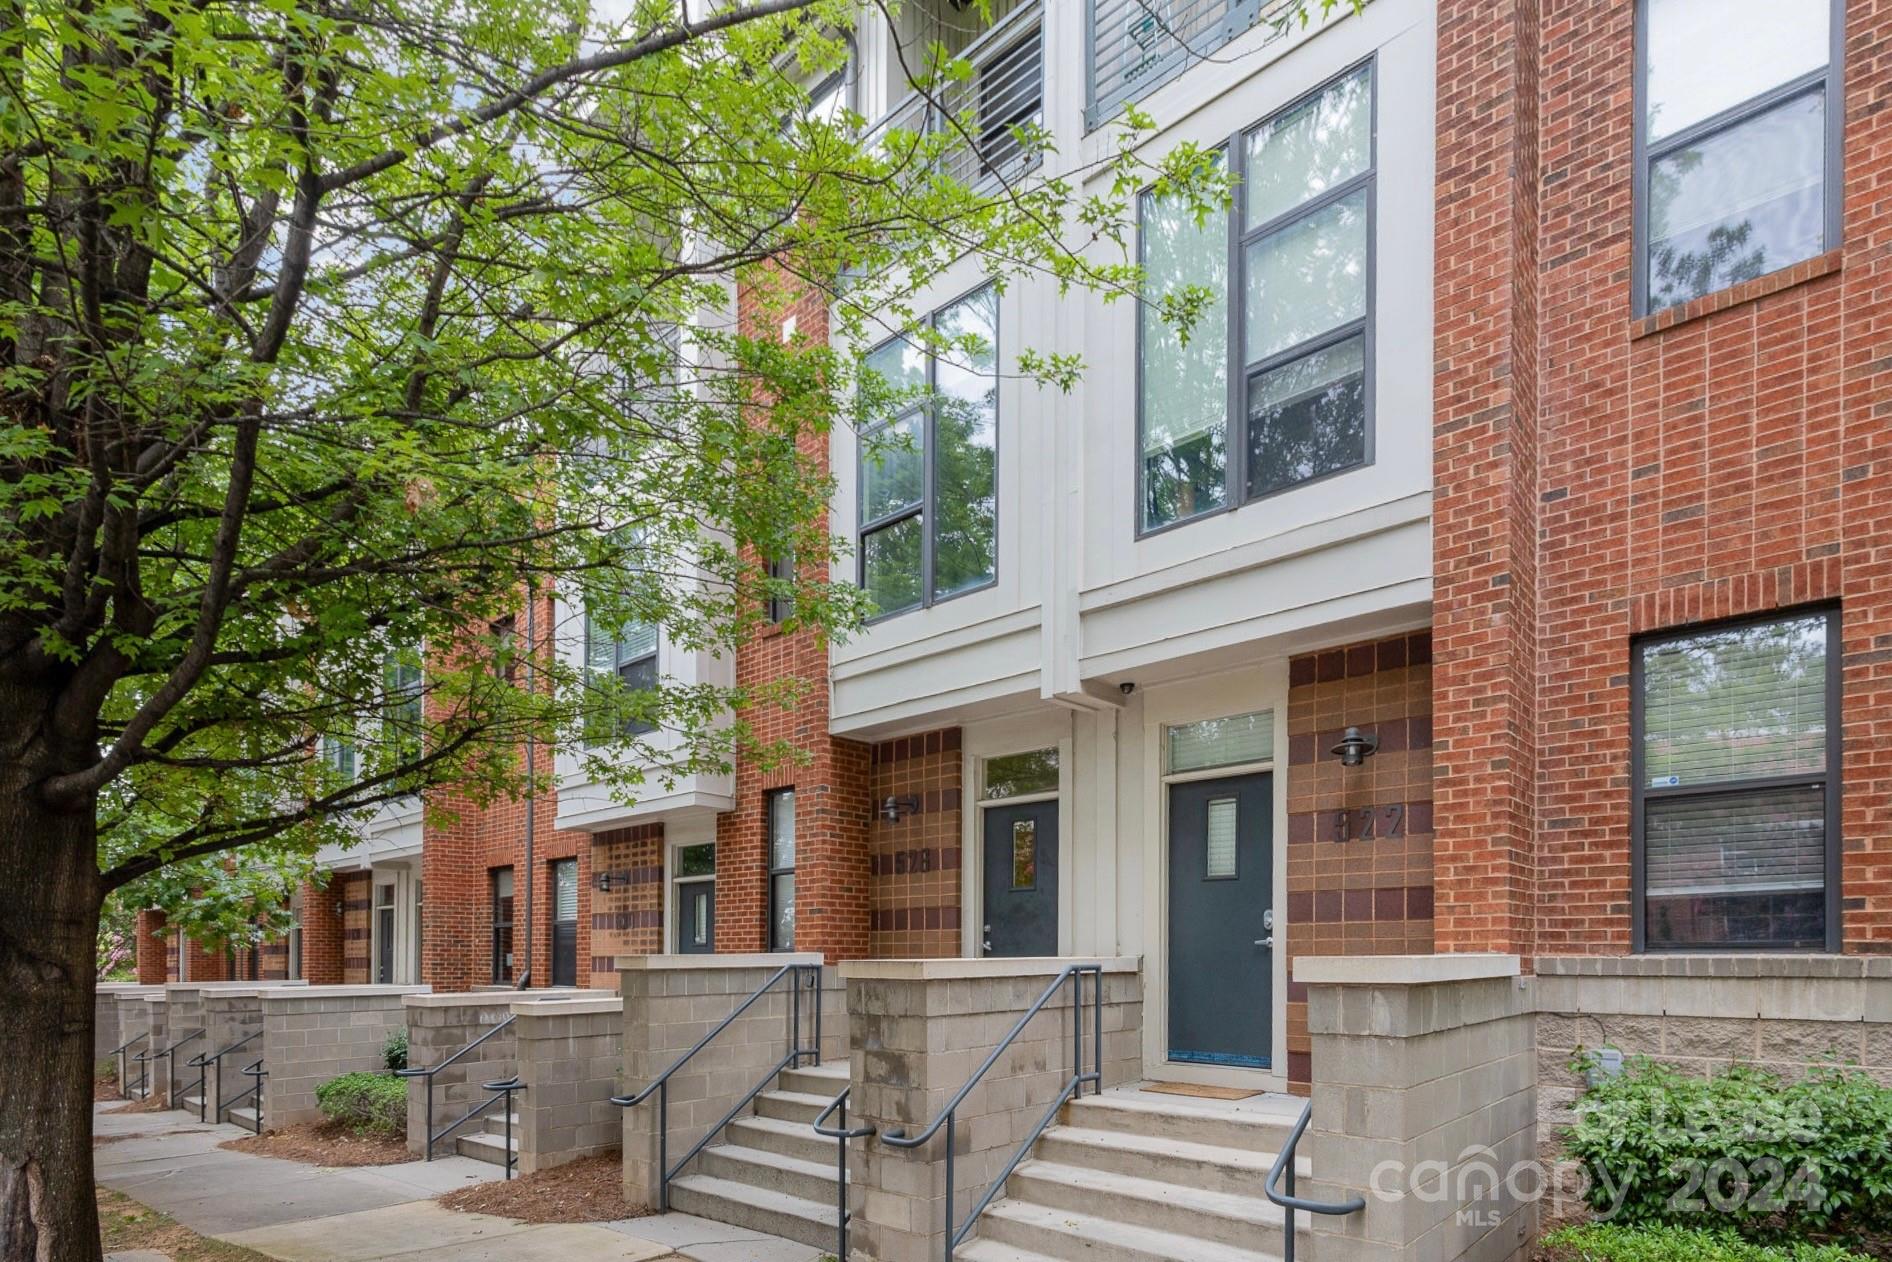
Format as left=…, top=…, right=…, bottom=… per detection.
left=94, top=1104, right=822, bottom=1262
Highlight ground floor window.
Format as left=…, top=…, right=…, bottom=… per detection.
left=1634, top=608, right=1838, bottom=951
left=551, top=858, right=578, bottom=986
left=491, top=867, right=514, bottom=983
left=767, top=789, right=796, bottom=951
left=373, top=883, right=396, bottom=983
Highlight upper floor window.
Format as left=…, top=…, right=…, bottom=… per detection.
left=858, top=284, right=998, bottom=618
left=585, top=613, right=658, bottom=739
left=765, top=552, right=796, bottom=625
left=491, top=614, right=518, bottom=684
left=1636, top=0, right=1842, bottom=314
left=384, top=651, right=423, bottom=764
left=1633, top=609, right=1838, bottom=952
left=1139, top=62, right=1374, bottom=534
left=319, top=735, right=356, bottom=782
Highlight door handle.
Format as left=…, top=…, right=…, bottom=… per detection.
left=1255, top=936, right=1274, bottom=949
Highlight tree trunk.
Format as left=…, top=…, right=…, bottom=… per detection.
left=0, top=706, right=104, bottom=1262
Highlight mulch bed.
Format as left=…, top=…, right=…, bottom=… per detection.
left=219, top=1121, right=412, bottom=1166
left=436, top=1152, right=647, bottom=1223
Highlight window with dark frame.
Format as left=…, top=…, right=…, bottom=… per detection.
left=767, top=788, right=796, bottom=951
left=491, top=868, right=514, bottom=983
left=766, top=552, right=796, bottom=624
left=584, top=611, right=658, bottom=739
left=1634, top=0, right=1843, bottom=315
left=1138, top=61, right=1375, bottom=535
left=857, top=285, right=998, bottom=618
left=1632, top=609, right=1839, bottom=952
left=491, top=614, right=518, bottom=684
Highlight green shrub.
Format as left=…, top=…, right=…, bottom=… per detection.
left=383, top=1027, right=408, bottom=1072
left=314, top=1071, right=407, bottom=1135
left=1542, top=1223, right=1870, bottom=1262
left=1565, top=1055, right=1892, bottom=1238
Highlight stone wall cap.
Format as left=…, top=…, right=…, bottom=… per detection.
left=512, top=997, right=623, bottom=1017
left=100, top=984, right=163, bottom=994
left=616, top=953, right=822, bottom=971
left=1537, top=953, right=1887, bottom=979
left=1294, top=954, right=1521, bottom=985
left=164, top=980, right=307, bottom=995
left=838, top=956, right=1141, bottom=981
left=259, top=985, right=432, bottom=1000
left=402, top=992, right=520, bottom=1010
left=141, top=993, right=168, bottom=1004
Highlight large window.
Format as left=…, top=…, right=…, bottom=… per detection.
left=1139, top=62, right=1374, bottom=533
left=858, top=285, right=998, bottom=617
left=585, top=612, right=658, bottom=738
left=767, top=789, right=797, bottom=951
left=384, top=651, right=423, bottom=767
left=1635, top=0, right=1842, bottom=314
left=1633, top=610, right=1839, bottom=952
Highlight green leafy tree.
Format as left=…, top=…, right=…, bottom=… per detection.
left=0, top=0, right=1346, bottom=1249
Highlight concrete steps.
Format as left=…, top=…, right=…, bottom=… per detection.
left=455, top=1112, right=519, bottom=1168
left=227, top=1105, right=263, bottom=1131
left=179, top=1094, right=204, bottom=1116
left=953, top=1091, right=1311, bottom=1262
left=669, top=1058, right=848, bottom=1252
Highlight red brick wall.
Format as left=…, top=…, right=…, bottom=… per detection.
left=1430, top=0, right=1892, bottom=958
left=299, top=878, right=345, bottom=984
left=868, top=730, right=963, bottom=959
left=420, top=589, right=596, bottom=990
left=1430, top=0, right=1541, bottom=959
left=718, top=269, right=874, bottom=963
left=135, top=909, right=168, bottom=984
left=1285, top=633, right=1435, bottom=1090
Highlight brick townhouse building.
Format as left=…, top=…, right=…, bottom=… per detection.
left=138, top=0, right=1892, bottom=1104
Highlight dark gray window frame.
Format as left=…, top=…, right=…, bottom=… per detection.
left=857, top=280, right=1001, bottom=621
left=765, top=552, right=795, bottom=624
left=584, top=611, right=658, bottom=740
left=1133, top=56, right=1378, bottom=540
left=1630, top=0, right=1846, bottom=318
left=766, top=788, right=797, bottom=952
left=1628, top=606, right=1843, bottom=954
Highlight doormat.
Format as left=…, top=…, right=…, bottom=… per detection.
left=1140, top=1082, right=1263, bottom=1101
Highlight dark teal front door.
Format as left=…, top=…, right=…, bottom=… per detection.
left=982, top=800, right=1058, bottom=956
left=678, top=881, right=715, bottom=954
left=1168, top=773, right=1273, bottom=1068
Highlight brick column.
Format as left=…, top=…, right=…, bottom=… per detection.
left=135, top=909, right=168, bottom=983
left=299, top=879, right=345, bottom=984
left=590, top=824, right=664, bottom=985
left=1299, top=955, right=1536, bottom=1262
left=1430, top=0, right=1541, bottom=957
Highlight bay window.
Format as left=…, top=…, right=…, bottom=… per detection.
left=585, top=612, right=658, bottom=739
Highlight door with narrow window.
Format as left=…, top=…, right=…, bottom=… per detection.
left=981, top=800, right=1058, bottom=957
left=374, top=883, right=396, bottom=984
left=551, top=858, right=578, bottom=987
left=674, top=842, right=716, bottom=955
left=1167, top=773, right=1273, bottom=1068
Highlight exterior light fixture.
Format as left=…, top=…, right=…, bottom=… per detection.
left=878, top=795, right=920, bottom=823
left=1329, top=726, right=1379, bottom=767
left=595, top=870, right=630, bottom=893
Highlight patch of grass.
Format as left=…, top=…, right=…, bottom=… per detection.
left=1541, top=1223, right=1873, bottom=1262
left=98, top=1186, right=276, bottom=1262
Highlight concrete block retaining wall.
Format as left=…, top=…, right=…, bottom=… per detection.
left=513, top=996, right=624, bottom=1174
left=260, top=986, right=429, bottom=1127
left=97, top=984, right=158, bottom=1065
left=843, top=957, right=1143, bottom=1262
left=618, top=954, right=837, bottom=1208
left=203, top=989, right=271, bottom=1122
left=1300, top=954, right=1537, bottom=1262
left=402, top=995, right=517, bottom=1155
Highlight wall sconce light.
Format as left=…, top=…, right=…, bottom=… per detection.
left=595, top=870, right=628, bottom=893
left=1329, top=726, right=1379, bottom=767
left=878, top=795, right=920, bottom=823
left=333, top=901, right=344, bottom=918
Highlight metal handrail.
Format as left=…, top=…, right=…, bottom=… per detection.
left=240, top=1058, right=267, bottom=1135
left=108, top=1031, right=147, bottom=1099
left=202, top=1031, right=263, bottom=1122
left=481, top=1077, right=526, bottom=1180
left=611, top=963, right=821, bottom=1212
left=812, top=1087, right=876, bottom=1261
left=1264, top=1098, right=1365, bottom=1262
left=396, top=1014, right=518, bottom=1161
left=881, top=963, right=1104, bottom=1262
left=158, top=1028, right=204, bottom=1106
